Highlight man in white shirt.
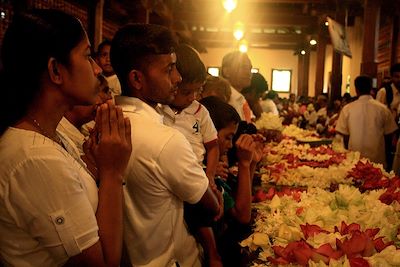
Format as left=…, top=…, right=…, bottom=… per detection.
left=336, top=75, right=398, bottom=167
left=110, top=23, right=220, bottom=267
left=221, top=51, right=253, bottom=122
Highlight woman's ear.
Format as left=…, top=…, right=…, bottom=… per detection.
left=47, top=57, right=63, bottom=85
left=128, top=69, right=143, bottom=90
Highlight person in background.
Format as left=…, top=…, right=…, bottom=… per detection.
left=260, top=90, right=279, bottom=115
left=336, top=75, right=397, bottom=168
left=288, top=93, right=299, bottom=113
left=96, top=39, right=122, bottom=98
left=315, top=94, right=329, bottom=134
left=376, top=63, right=400, bottom=118
left=0, top=9, right=131, bottom=266
left=241, top=72, right=269, bottom=119
left=221, top=51, right=253, bottom=122
left=111, top=23, right=220, bottom=266
left=376, top=64, right=400, bottom=169
left=201, top=75, right=232, bottom=103
left=200, top=96, right=263, bottom=267
left=160, top=43, right=223, bottom=267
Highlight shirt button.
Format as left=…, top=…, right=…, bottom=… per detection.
left=55, top=216, right=65, bottom=225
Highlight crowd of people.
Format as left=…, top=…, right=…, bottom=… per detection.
left=0, top=8, right=399, bottom=267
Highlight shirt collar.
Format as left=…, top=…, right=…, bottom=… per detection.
left=115, top=96, right=163, bottom=124
left=161, top=100, right=201, bottom=118
left=358, top=94, right=373, bottom=100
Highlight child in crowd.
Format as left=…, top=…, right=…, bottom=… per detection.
left=200, top=96, right=264, bottom=267
left=162, top=44, right=219, bottom=182
left=95, top=39, right=121, bottom=98
left=160, top=43, right=223, bottom=267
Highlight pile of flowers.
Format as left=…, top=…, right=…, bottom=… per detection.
left=255, top=112, right=284, bottom=131
left=346, top=161, right=396, bottom=191
left=282, top=125, right=319, bottom=141
left=242, top=185, right=400, bottom=266
left=260, top=139, right=361, bottom=189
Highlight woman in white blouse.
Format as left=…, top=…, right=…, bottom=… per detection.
left=0, top=9, right=131, bottom=266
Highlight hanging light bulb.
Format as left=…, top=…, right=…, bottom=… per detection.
left=325, top=21, right=329, bottom=26
left=239, top=40, right=248, bottom=53
left=223, top=0, right=237, bottom=13
left=300, top=49, right=306, bottom=55
left=233, top=22, right=244, bottom=40
left=309, top=39, right=317, bottom=45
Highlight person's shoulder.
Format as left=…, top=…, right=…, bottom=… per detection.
left=370, top=98, right=389, bottom=108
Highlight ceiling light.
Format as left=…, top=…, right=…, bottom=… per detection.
left=233, top=29, right=244, bottom=40
left=309, top=39, right=317, bottom=45
left=239, top=40, right=248, bottom=53
left=233, top=22, right=244, bottom=40
left=223, top=0, right=237, bottom=13
left=0, top=11, right=5, bottom=19
left=325, top=21, right=329, bottom=26
left=300, top=50, right=306, bottom=55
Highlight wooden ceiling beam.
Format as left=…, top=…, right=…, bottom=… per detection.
left=192, top=31, right=306, bottom=43
left=175, top=11, right=318, bottom=27
left=200, top=40, right=298, bottom=50
left=246, top=0, right=325, bottom=3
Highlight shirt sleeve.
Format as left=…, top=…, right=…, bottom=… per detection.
left=383, top=108, right=398, bottom=134
left=335, top=107, right=349, bottom=135
left=199, top=106, right=218, bottom=144
left=6, top=153, right=99, bottom=260
left=159, top=131, right=209, bottom=204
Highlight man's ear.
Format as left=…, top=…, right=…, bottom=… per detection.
left=128, top=69, right=143, bottom=90
left=47, top=57, right=63, bottom=85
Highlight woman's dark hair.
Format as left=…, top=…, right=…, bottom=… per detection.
left=175, top=43, right=206, bottom=84
left=199, top=96, right=240, bottom=131
left=0, top=9, right=86, bottom=134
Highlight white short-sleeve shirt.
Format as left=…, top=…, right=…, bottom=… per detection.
left=115, top=96, right=209, bottom=267
left=0, top=128, right=99, bottom=266
left=161, top=100, right=217, bottom=164
left=228, top=86, right=252, bottom=121
left=57, top=117, right=86, bottom=155
left=336, top=95, right=398, bottom=165
left=105, top=74, right=122, bottom=98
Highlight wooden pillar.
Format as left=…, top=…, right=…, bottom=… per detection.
left=297, top=50, right=310, bottom=97
left=360, top=0, right=381, bottom=77
left=391, top=15, right=399, bottom=66
left=314, top=33, right=327, bottom=96
left=87, top=0, right=104, bottom=51
left=329, top=10, right=345, bottom=103
left=11, top=0, right=31, bottom=14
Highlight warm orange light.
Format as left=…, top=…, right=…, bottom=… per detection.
left=223, top=0, right=237, bottom=13
left=239, top=40, right=248, bottom=53
left=233, top=22, right=244, bottom=40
